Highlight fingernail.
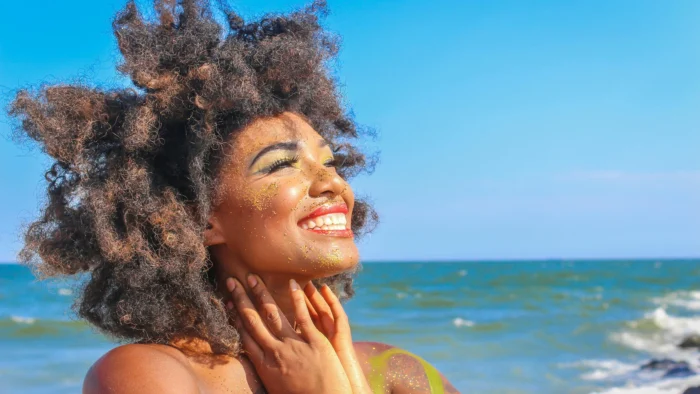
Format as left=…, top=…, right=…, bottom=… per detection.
left=226, top=301, right=233, bottom=310
left=247, top=274, right=258, bottom=288
left=290, top=279, right=299, bottom=291
left=226, top=278, right=236, bottom=292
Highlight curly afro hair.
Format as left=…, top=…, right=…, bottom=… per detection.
left=7, top=0, right=377, bottom=355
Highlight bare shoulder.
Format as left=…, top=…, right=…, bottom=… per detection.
left=353, top=341, right=461, bottom=394
left=83, top=343, right=200, bottom=394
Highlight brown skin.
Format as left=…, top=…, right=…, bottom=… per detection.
left=83, top=112, right=459, bottom=393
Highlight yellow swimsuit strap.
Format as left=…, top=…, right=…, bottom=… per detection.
left=367, top=348, right=445, bottom=394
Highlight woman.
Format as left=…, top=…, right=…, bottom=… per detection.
left=9, top=0, right=459, bottom=392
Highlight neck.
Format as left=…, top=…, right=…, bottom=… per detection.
left=212, top=252, right=313, bottom=327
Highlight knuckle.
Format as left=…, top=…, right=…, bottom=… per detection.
left=264, top=348, right=285, bottom=369
left=264, top=308, right=281, bottom=325
left=319, top=305, right=332, bottom=316
left=232, top=287, right=248, bottom=302
left=245, top=313, right=260, bottom=329
left=295, top=315, right=311, bottom=327
left=272, top=349, right=284, bottom=366
left=252, top=287, right=268, bottom=301
left=250, top=283, right=263, bottom=294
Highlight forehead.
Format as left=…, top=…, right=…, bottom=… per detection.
left=233, top=112, right=323, bottom=156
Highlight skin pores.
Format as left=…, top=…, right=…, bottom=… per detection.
left=204, top=112, right=359, bottom=283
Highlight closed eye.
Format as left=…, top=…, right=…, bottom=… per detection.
left=263, top=155, right=299, bottom=174
left=324, top=157, right=337, bottom=167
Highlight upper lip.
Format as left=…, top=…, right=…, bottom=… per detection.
left=298, top=202, right=349, bottom=224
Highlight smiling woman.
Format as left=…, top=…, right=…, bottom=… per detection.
left=7, top=0, right=458, bottom=393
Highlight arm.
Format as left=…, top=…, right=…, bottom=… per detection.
left=83, top=344, right=200, bottom=394
left=354, top=342, right=461, bottom=394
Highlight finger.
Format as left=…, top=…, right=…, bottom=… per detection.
left=227, top=277, right=279, bottom=348
left=303, top=292, right=325, bottom=334
left=289, top=279, right=322, bottom=342
left=228, top=301, right=264, bottom=364
left=304, top=282, right=336, bottom=336
left=245, top=274, right=297, bottom=339
left=304, top=292, right=319, bottom=319
left=320, top=284, right=350, bottom=331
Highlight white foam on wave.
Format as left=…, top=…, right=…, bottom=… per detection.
left=646, top=307, right=700, bottom=336
left=58, top=288, right=73, bottom=296
left=610, top=307, right=700, bottom=361
left=567, top=289, right=700, bottom=393
left=653, top=291, right=700, bottom=311
left=591, top=374, right=700, bottom=394
left=395, top=291, right=424, bottom=299
left=566, top=359, right=640, bottom=381
left=10, top=315, right=36, bottom=324
left=452, top=317, right=475, bottom=327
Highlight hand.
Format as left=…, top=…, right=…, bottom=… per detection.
left=226, top=275, right=353, bottom=394
left=304, top=283, right=372, bottom=394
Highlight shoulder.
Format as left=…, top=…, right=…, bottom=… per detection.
left=83, top=343, right=200, bottom=394
left=353, top=341, right=460, bottom=394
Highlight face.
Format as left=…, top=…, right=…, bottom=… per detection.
left=205, top=112, right=359, bottom=278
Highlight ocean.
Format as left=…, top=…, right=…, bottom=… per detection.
left=1, top=259, right=700, bottom=394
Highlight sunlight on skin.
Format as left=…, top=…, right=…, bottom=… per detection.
left=368, top=348, right=445, bottom=394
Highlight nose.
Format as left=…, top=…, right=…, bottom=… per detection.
left=307, top=164, right=347, bottom=199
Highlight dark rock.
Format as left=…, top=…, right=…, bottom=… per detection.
left=679, top=335, right=700, bottom=349
left=682, top=387, right=700, bottom=394
left=662, top=365, right=695, bottom=378
left=640, top=358, right=689, bottom=371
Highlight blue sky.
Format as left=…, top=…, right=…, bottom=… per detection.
left=1, top=0, right=698, bottom=262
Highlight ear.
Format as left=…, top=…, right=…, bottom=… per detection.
left=203, top=212, right=226, bottom=247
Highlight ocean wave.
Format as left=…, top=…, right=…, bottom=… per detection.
left=58, top=288, right=73, bottom=296
left=1, top=316, right=91, bottom=339
left=591, top=374, right=700, bottom=394
left=560, top=359, right=639, bottom=381
left=10, top=315, right=36, bottom=324
left=653, top=291, right=700, bottom=311
left=646, top=307, right=700, bottom=335
left=610, top=307, right=700, bottom=357
left=561, top=356, right=700, bottom=393
left=583, top=291, right=700, bottom=393
left=452, top=317, right=475, bottom=327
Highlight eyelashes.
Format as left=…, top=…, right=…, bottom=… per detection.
left=260, top=155, right=337, bottom=174
left=262, top=155, right=300, bottom=174
left=323, top=157, right=337, bottom=167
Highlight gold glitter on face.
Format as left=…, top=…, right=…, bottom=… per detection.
left=249, top=182, right=279, bottom=211
left=316, top=247, right=343, bottom=268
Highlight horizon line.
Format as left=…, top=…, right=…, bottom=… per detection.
left=2, top=256, right=699, bottom=265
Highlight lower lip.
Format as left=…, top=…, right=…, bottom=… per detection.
left=303, top=228, right=354, bottom=238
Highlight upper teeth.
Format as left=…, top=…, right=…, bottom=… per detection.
left=300, top=213, right=347, bottom=231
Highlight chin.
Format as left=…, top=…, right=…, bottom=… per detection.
left=305, top=245, right=359, bottom=277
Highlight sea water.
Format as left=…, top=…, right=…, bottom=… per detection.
left=1, top=260, right=699, bottom=394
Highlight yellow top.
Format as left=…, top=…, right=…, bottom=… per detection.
left=367, top=348, right=445, bottom=394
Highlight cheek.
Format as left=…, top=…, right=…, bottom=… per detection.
left=244, top=178, right=308, bottom=227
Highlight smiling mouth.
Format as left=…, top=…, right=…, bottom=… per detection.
left=297, top=204, right=353, bottom=238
